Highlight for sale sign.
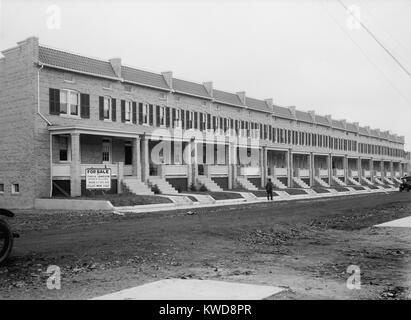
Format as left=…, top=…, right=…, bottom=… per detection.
left=85, top=168, right=111, bottom=189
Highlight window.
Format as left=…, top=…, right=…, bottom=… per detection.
left=12, top=184, right=19, bottom=194
left=64, top=73, right=75, bottom=83
left=124, top=84, right=132, bottom=92
left=103, top=97, right=111, bottom=120
left=158, top=106, right=165, bottom=126
left=60, top=89, right=79, bottom=116
left=0, top=184, right=4, bottom=193
left=142, top=103, right=149, bottom=124
left=59, top=136, right=69, bottom=161
left=125, top=100, right=132, bottom=123
left=102, top=139, right=111, bottom=163
left=103, top=82, right=112, bottom=90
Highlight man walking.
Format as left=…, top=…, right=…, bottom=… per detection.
left=265, top=178, right=274, bottom=201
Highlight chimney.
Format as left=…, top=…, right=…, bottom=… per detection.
left=307, top=110, right=316, bottom=122
left=203, top=82, right=213, bottom=97
left=109, top=58, right=122, bottom=78
left=236, top=91, right=246, bottom=105
left=288, top=106, right=296, bottom=117
left=325, top=114, right=332, bottom=125
left=162, top=71, right=173, bottom=89
left=341, top=119, right=347, bottom=129
left=16, top=36, right=39, bottom=64
left=264, top=98, right=274, bottom=112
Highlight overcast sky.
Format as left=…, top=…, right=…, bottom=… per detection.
left=1, top=0, right=410, bottom=149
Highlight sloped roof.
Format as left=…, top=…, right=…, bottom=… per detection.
left=370, top=129, right=380, bottom=137
left=122, top=66, right=169, bottom=89
left=173, top=78, right=211, bottom=98
left=273, top=105, right=293, bottom=119
left=295, top=110, right=312, bottom=123
left=39, top=46, right=117, bottom=78
left=245, top=97, right=271, bottom=113
left=315, top=115, right=330, bottom=126
left=359, top=127, right=369, bottom=135
left=332, top=119, right=345, bottom=130
left=346, top=122, right=358, bottom=132
left=213, top=89, right=242, bottom=106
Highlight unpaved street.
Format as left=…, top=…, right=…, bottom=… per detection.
left=1, top=192, right=411, bottom=299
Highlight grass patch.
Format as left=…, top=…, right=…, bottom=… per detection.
left=312, top=187, right=330, bottom=194
left=249, top=190, right=279, bottom=197
left=80, top=194, right=172, bottom=206
left=368, top=185, right=379, bottom=189
left=351, top=186, right=365, bottom=191
left=187, top=191, right=244, bottom=200
left=284, top=188, right=308, bottom=195
left=333, top=187, right=349, bottom=192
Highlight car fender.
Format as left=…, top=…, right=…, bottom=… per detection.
left=0, top=208, right=14, bottom=218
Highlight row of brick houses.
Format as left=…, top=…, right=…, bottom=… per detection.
left=0, top=37, right=409, bottom=208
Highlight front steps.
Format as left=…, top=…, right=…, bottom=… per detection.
left=236, top=176, right=258, bottom=191
left=122, top=177, right=154, bottom=195
left=292, top=177, right=310, bottom=188
left=374, top=177, right=384, bottom=186
left=383, top=177, right=394, bottom=185
left=197, top=176, right=224, bottom=192
left=332, top=176, right=347, bottom=187
left=347, top=177, right=361, bottom=186
left=147, top=176, right=179, bottom=195
left=270, top=176, right=287, bottom=189
left=314, top=176, right=329, bottom=187
left=361, top=176, right=374, bottom=187
left=393, top=177, right=402, bottom=184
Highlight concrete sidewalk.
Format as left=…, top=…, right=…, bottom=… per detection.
left=375, top=216, right=411, bottom=228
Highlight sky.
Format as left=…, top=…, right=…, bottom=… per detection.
left=1, top=0, right=410, bottom=149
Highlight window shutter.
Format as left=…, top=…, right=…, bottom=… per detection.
left=181, top=109, right=185, bottom=128
left=269, top=125, right=272, bottom=141
left=171, top=108, right=176, bottom=128
left=149, top=104, right=154, bottom=125
left=80, top=93, right=90, bottom=118
left=186, top=110, right=190, bottom=129
left=121, top=100, right=125, bottom=123
left=49, top=88, right=60, bottom=115
left=112, top=98, right=117, bottom=122
left=99, top=96, right=104, bottom=120
left=138, top=103, right=143, bottom=124
left=194, top=112, right=198, bottom=129
left=156, top=105, right=160, bottom=126
left=132, top=102, right=137, bottom=124
left=166, top=107, right=170, bottom=127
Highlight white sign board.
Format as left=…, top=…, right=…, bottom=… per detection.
left=86, top=168, right=111, bottom=190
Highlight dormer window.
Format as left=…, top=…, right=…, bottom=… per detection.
left=60, top=89, right=79, bottom=117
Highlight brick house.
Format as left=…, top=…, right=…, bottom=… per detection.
left=0, top=37, right=408, bottom=208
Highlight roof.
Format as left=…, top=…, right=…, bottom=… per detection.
left=315, top=115, right=329, bottom=126
left=173, top=78, right=211, bottom=98
left=39, top=46, right=117, bottom=78
left=122, top=66, right=169, bottom=89
left=346, top=122, right=358, bottom=132
left=359, top=127, right=369, bottom=135
left=295, top=110, right=312, bottom=123
left=273, top=105, right=293, bottom=119
left=245, top=97, right=271, bottom=113
left=332, top=119, right=345, bottom=130
left=213, top=89, right=242, bottom=106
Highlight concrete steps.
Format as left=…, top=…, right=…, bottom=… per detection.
left=147, top=176, right=179, bottom=195
left=374, top=177, right=384, bottom=186
left=269, top=176, right=287, bottom=189
left=347, top=176, right=361, bottom=186
left=292, top=177, right=310, bottom=188
left=314, top=176, right=329, bottom=187
left=196, top=176, right=223, bottom=192
left=122, top=177, right=154, bottom=195
left=236, top=176, right=258, bottom=191
left=383, top=177, right=394, bottom=185
left=361, top=176, right=374, bottom=187
left=332, top=176, right=347, bottom=187
left=393, top=177, right=402, bottom=184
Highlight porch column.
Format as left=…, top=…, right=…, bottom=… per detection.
left=370, top=159, right=374, bottom=182
left=309, top=152, right=313, bottom=187
left=380, top=161, right=384, bottom=178
left=70, top=133, right=81, bottom=197
left=192, top=139, right=198, bottom=187
left=289, top=151, right=293, bottom=188
left=227, top=144, right=232, bottom=189
left=358, top=157, right=362, bottom=180
left=231, top=143, right=237, bottom=188
left=390, top=161, right=394, bottom=178
left=344, top=155, right=348, bottom=183
left=328, top=153, right=333, bottom=187
left=132, top=137, right=141, bottom=180
left=141, top=136, right=149, bottom=182
left=186, top=140, right=193, bottom=187
left=117, top=162, right=124, bottom=193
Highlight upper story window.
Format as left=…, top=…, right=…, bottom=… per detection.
left=60, top=89, right=79, bottom=117
left=124, top=84, right=132, bottom=92
left=64, top=73, right=75, bottom=83
left=159, top=106, right=166, bottom=126
left=125, top=100, right=132, bottom=123
left=103, top=97, right=112, bottom=120
left=142, top=103, right=149, bottom=125
left=103, top=82, right=112, bottom=90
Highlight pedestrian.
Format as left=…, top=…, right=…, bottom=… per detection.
left=265, top=178, right=274, bottom=201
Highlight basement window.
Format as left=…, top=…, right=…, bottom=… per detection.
left=12, top=184, right=19, bottom=194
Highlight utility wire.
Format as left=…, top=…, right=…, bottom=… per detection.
left=337, top=0, right=411, bottom=78
left=319, top=0, right=411, bottom=108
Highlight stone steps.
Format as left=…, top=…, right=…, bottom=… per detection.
left=236, top=176, right=258, bottom=191
left=147, top=177, right=179, bottom=195
left=196, top=176, right=223, bottom=192
left=314, top=176, right=329, bottom=187
left=122, top=177, right=154, bottom=195
left=332, top=176, right=347, bottom=187
left=292, top=177, right=310, bottom=188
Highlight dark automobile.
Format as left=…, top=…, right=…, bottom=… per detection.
left=0, top=209, right=18, bottom=264
left=399, top=176, right=411, bottom=192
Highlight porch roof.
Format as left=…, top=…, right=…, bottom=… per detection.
left=48, top=125, right=141, bottom=138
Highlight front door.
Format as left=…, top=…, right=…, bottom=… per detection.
left=102, top=138, right=112, bottom=164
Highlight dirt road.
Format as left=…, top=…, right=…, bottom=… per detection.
left=1, top=192, right=411, bottom=299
